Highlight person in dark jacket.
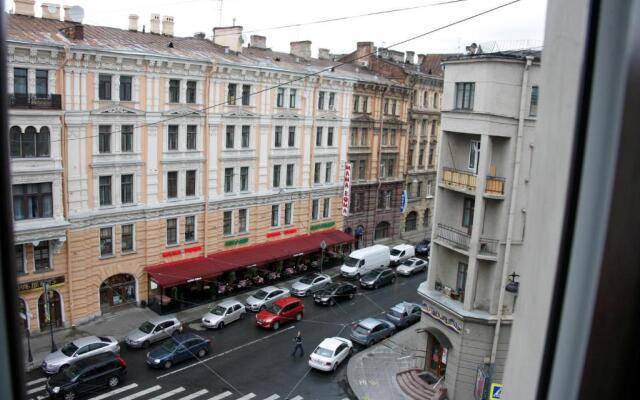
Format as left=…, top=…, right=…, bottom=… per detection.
left=291, top=331, right=304, bottom=357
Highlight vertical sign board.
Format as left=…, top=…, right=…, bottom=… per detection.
left=474, top=366, right=488, bottom=400
left=400, top=190, right=407, bottom=214
left=342, top=162, right=352, bottom=216
left=489, top=383, right=503, bottom=400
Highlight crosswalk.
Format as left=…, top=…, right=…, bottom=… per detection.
left=25, top=378, right=351, bottom=400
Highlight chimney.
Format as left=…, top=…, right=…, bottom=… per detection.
left=318, top=48, right=331, bottom=60
left=389, top=50, right=405, bottom=63
left=150, top=14, right=161, bottom=34
left=162, top=15, right=174, bottom=36
left=128, top=14, right=139, bottom=31
left=250, top=35, right=267, bottom=49
left=41, top=3, right=61, bottom=20
left=417, top=54, right=425, bottom=66
left=63, top=5, right=84, bottom=23
left=14, top=0, right=35, bottom=16
left=193, top=32, right=206, bottom=39
left=406, top=51, right=415, bottom=64
left=290, top=40, right=311, bottom=60
left=213, top=26, right=243, bottom=53
left=355, top=41, right=374, bottom=66
left=378, top=47, right=389, bottom=59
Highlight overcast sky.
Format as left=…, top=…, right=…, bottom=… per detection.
left=8, top=0, right=547, bottom=55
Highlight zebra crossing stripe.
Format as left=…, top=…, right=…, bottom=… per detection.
left=26, top=386, right=45, bottom=395
left=263, top=395, right=280, bottom=400
left=178, top=389, right=209, bottom=400
left=289, top=396, right=304, bottom=400
left=87, top=383, right=139, bottom=400
left=119, top=385, right=162, bottom=400
left=26, top=378, right=47, bottom=386
left=148, top=387, right=186, bottom=400
left=207, top=391, right=233, bottom=400
left=235, top=394, right=256, bottom=400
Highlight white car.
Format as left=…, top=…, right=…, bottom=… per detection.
left=291, top=273, right=332, bottom=297
left=202, top=299, right=246, bottom=329
left=396, top=257, right=428, bottom=276
left=245, top=286, right=290, bottom=312
left=308, top=337, right=353, bottom=372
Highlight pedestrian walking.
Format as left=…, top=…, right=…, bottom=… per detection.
left=291, top=331, right=304, bottom=357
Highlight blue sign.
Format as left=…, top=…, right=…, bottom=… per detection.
left=400, top=190, right=407, bottom=214
left=489, top=383, right=503, bottom=400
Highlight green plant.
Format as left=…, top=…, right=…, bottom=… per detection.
left=275, top=261, right=284, bottom=273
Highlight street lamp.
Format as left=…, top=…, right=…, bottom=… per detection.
left=319, top=240, right=327, bottom=274
left=43, top=282, right=57, bottom=353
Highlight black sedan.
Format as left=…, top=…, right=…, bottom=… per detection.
left=146, top=333, right=210, bottom=369
left=415, top=239, right=431, bottom=256
left=314, top=283, right=357, bottom=306
left=359, top=267, right=396, bottom=289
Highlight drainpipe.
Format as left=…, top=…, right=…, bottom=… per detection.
left=373, top=85, right=388, bottom=244
left=489, top=56, right=533, bottom=364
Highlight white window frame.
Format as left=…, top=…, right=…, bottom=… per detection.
left=284, top=202, right=293, bottom=226
left=468, top=140, right=481, bottom=173
left=223, top=210, right=234, bottom=237
left=184, top=215, right=197, bottom=243
left=271, top=204, right=280, bottom=228
left=238, top=208, right=249, bottom=234
left=166, top=218, right=179, bottom=247
left=121, top=223, right=136, bottom=254
left=99, top=226, right=115, bottom=258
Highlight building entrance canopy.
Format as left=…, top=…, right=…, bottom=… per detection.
left=146, top=230, right=353, bottom=288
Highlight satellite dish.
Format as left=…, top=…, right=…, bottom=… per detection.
left=68, top=5, right=85, bottom=23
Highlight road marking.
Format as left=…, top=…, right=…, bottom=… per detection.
left=26, top=378, right=47, bottom=386
left=87, top=383, right=139, bottom=400
left=119, top=385, right=162, bottom=400
left=157, top=325, right=295, bottom=379
left=263, top=395, right=280, bottom=400
left=207, top=391, right=232, bottom=400
left=148, top=387, right=186, bottom=399
left=26, top=386, right=45, bottom=395
left=235, top=394, right=256, bottom=400
left=289, top=396, right=303, bottom=400
left=178, top=389, right=209, bottom=399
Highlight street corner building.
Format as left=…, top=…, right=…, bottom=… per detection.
left=415, top=50, right=541, bottom=399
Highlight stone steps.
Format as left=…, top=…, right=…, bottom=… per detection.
left=396, top=369, right=447, bottom=400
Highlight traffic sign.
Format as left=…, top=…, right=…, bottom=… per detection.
left=489, top=383, right=503, bottom=400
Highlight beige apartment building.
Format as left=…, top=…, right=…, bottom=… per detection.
left=7, top=2, right=393, bottom=332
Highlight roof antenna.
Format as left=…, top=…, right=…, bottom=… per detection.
left=232, top=17, right=236, bottom=26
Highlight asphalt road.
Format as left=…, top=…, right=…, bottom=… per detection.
left=25, top=270, right=427, bottom=400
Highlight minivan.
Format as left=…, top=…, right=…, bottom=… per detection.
left=389, top=244, right=415, bottom=265
left=340, top=245, right=390, bottom=278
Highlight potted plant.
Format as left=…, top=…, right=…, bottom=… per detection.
left=435, top=280, right=443, bottom=291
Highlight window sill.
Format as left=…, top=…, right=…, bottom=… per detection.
left=121, top=250, right=136, bottom=256
left=165, top=243, right=180, bottom=248
left=33, top=268, right=54, bottom=274
left=98, top=205, right=116, bottom=210
left=99, top=254, right=115, bottom=260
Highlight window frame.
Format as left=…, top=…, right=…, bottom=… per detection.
left=185, top=170, right=196, bottom=197
left=271, top=204, right=280, bottom=227
left=121, top=224, right=135, bottom=253
left=224, top=167, right=234, bottom=193
left=238, top=209, right=248, bottom=233
left=185, top=215, right=196, bottom=243
left=169, top=79, right=180, bottom=103
left=167, top=125, right=179, bottom=151
left=186, top=125, right=197, bottom=150
left=186, top=80, right=197, bottom=104
left=120, top=174, right=134, bottom=205
left=455, top=82, right=475, bottom=110
left=35, top=69, right=48, bottom=98
left=98, top=74, right=112, bottom=100
left=33, top=241, right=52, bottom=272
left=119, top=75, right=132, bottom=101
left=121, top=125, right=134, bottom=153
left=99, top=176, right=112, bottom=207
left=166, top=218, right=178, bottom=246
left=223, top=210, right=233, bottom=236
left=99, top=226, right=114, bottom=258
left=167, top=171, right=178, bottom=199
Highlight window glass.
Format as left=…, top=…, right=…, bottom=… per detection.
left=223, top=211, right=232, bottom=235
left=121, top=125, right=133, bottom=152
left=122, top=224, right=134, bottom=252
left=167, top=171, right=178, bottom=199
left=169, top=79, right=180, bottom=103
left=242, top=84, right=251, bottom=106
left=35, top=70, right=48, bottom=97
left=186, top=170, right=196, bottom=197
left=121, top=174, right=133, bottom=204
left=227, top=83, right=237, bottom=105
left=34, top=242, right=50, bottom=271
left=100, top=228, right=113, bottom=257
left=13, top=68, right=27, bottom=95
left=166, top=218, right=178, bottom=245
left=168, top=125, right=179, bottom=151
left=99, top=74, right=112, bottom=100
left=119, top=75, right=132, bottom=101
left=186, top=125, right=197, bottom=150
left=185, top=216, right=196, bottom=242
left=99, top=176, right=112, bottom=206
left=241, top=126, right=250, bottom=148
left=186, top=81, right=197, bottom=104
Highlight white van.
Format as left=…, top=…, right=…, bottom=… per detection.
left=389, top=244, right=416, bottom=265
left=340, top=245, right=391, bottom=278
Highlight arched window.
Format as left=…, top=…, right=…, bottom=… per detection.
left=10, top=126, right=22, bottom=157
left=37, top=127, right=50, bottom=157
left=405, top=212, right=418, bottom=232
left=433, top=92, right=439, bottom=109
left=374, top=221, right=391, bottom=240
left=22, top=126, right=37, bottom=157
left=423, top=91, right=429, bottom=108
left=10, top=126, right=51, bottom=158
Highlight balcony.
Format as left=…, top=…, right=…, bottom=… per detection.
left=440, top=167, right=505, bottom=198
left=9, top=94, right=62, bottom=110
left=434, top=223, right=498, bottom=260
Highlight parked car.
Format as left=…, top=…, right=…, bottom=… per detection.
left=201, top=299, right=246, bottom=329
left=146, top=333, right=210, bottom=369
left=313, top=282, right=357, bottom=306
left=359, top=267, right=396, bottom=289
left=45, top=352, right=127, bottom=399
left=350, top=318, right=396, bottom=346
left=41, top=335, right=120, bottom=374
left=340, top=245, right=390, bottom=278
left=396, top=257, right=428, bottom=276
left=291, top=273, right=332, bottom=297
left=308, top=337, right=353, bottom=372
left=125, top=316, right=182, bottom=349
left=245, top=286, right=290, bottom=312
left=389, top=244, right=415, bottom=265
left=416, top=239, right=431, bottom=256
left=256, top=297, right=304, bottom=330
left=385, top=302, right=422, bottom=328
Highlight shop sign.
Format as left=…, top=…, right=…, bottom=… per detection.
left=489, top=383, right=503, bottom=400
left=310, top=220, right=335, bottom=231
left=185, top=245, right=203, bottom=253
left=422, top=303, right=462, bottom=333
left=342, top=162, right=352, bottom=216
left=224, top=237, right=250, bottom=246
left=18, top=275, right=65, bottom=294
left=162, top=249, right=182, bottom=257
left=266, top=231, right=282, bottom=238
left=283, top=228, right=298, bottom=235
left=475, top=365, right=489, bottom=400
left=400, top=190, right=407, bottom=214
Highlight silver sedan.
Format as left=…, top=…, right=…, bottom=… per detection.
left=245, top=286, right=290, bottom=312
left=41, top=335, right=119, bottom=374
left=291, top=273, right=332, bottom=297
left=202, top=299, right=246, bottom=329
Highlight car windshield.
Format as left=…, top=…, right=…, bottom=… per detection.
left=344, top=257, right=359, bottom=267
left=139, top=321, right=155, bottom=333
left=211, top=306, right=226, bottom=316
left=299, top=275, right=316, bottom=284
left=314, top=347, right=333, bottom=357
left=253, top=290, right=269, bottom=300
left=388, top=308, right=405, bottom=318
left=162, top=340, right=179, bottom=352
left=353, top=324, right=371, bottom=335
left=265, top=303, right=282, bottom=314
left=63, top=365, right=80, bottom=379
left=60, top=342, right=79, bottom=356
left=401, top=259, right=414, bottom=266
left=390, top=249, right=401, bottom=256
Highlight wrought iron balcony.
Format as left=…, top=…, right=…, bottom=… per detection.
left=9, top=94, right=62, bottom=110
left=440, top=167, right=505, bottom=197
left=434, top=223, right=498, bottom=256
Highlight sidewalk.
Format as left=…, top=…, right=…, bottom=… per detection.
left=24, top=266, right=343, bottom=372
left=346, top=325, right=427, bottom=400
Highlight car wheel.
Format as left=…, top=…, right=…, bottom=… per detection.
left=240, top=312, right=246, bottom=320
left=218, top=321, right=225, bottom=330
left=64, top=391, right=76, bottom=400
left=374, top=283, right=379, bottom=289
left=273, top=321, right=280, bottom=330
left=332, top=363, right=337, bottom=372
left=108, top=376, right=120, bottom=388
left=391, top=277, right=396, bottom=284
left=260, top=305, right=265, bottom=312
left=142, top=341, right=150, bottom=349
left=197, top=348, right=206, bottom=358
left=58, top=364, right=69, bottom=373
left=330, top=298, right=336, bottom=306
left=164, top=360, right=172, bottom=369
left=295, top=313, right=302, bottom=321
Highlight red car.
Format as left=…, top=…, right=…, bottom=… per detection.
left=255, top=296, right=304, bottom=330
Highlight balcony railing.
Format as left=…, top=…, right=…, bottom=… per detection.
left=434, top=223, right=498, bottom=256
left=9, top=94, right=62, bottom=110
left=441, top=167, right=506, bottom=197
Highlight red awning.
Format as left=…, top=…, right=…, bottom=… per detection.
left=145, top=230, right=353, bottom=288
